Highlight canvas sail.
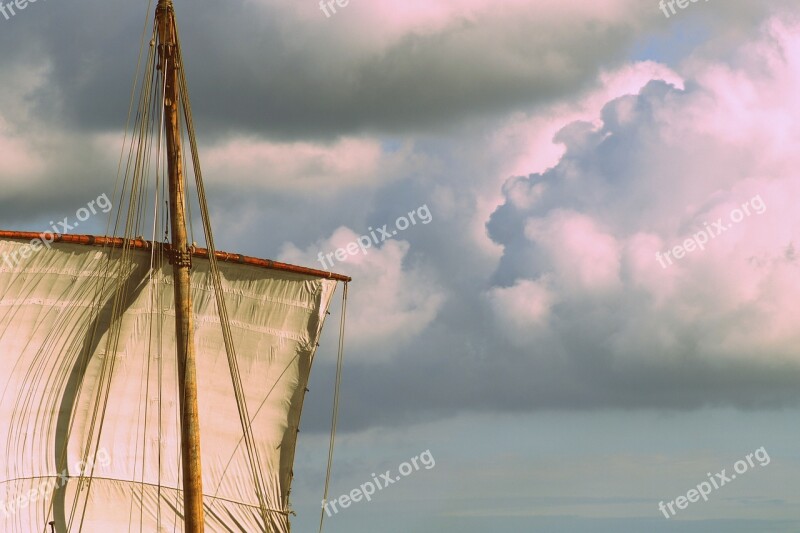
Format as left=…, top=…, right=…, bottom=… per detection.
left=0, top=236, right=339, bottom=532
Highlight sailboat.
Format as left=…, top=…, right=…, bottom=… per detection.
left=0, top=1, right=350, bottom=531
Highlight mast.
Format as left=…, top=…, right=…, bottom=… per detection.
left=155, top=1, right=205, bottom=531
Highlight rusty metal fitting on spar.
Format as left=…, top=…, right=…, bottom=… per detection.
left=0, top=230, right=352, bottom=282
left=168, top=248, right=193, bottom=269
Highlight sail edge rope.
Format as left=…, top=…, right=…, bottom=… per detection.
left=318, top=282, right=348, bottom=533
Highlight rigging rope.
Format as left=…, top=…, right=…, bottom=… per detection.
left=172, top=16, right=274, bottom=529
left=58, top=5, right=159, bottom=529
left=51, top=6, right=160, bottom=528
left=8, top=2, right=351, bottom=531
left=319, top=282, right=348, bottom=533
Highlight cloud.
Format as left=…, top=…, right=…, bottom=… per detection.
left=4, top=0, right=800, bottom=434
left=486, top=17, right=800, bottom=399
left=0, top=0, right=670, bottom=139
left=279, top=227, right=445, bottom=361
left=0, top=117, right=45, bottom=188
left=486, top=278, right=555, bottom=346
left=301, top=14, right=800, bottom=430
left=203, top=137, right=386, bottom=193
left=525, top=211, right=622, bottom=294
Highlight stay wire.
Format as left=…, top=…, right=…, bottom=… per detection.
left=172, top=15, right=274, bottom=529
left=318, top=282, right=348, bottom=533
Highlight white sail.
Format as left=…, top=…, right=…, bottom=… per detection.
left=0, top=237, right=338, bottom=532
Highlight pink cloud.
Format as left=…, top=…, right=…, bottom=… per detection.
left=525, top=211, right=622, bottom=293
left=487, top=16, right=800, bottom=367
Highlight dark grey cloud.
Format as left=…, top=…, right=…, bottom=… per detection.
left=0, top=0, right=654, bottom=139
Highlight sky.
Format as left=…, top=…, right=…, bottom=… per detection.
left=2, top=0, right=800, bottom=531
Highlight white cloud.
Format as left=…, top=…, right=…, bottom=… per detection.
left=279, top=227, right=445, bottom=360
left=487, top=17, right=800, bottom=372
left=525, top=211, right=622, bottom=294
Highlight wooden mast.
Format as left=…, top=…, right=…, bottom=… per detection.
left=156, top=1, right=206, bottom=531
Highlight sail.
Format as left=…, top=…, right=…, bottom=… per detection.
left=0, top=236, right=339, bottom=532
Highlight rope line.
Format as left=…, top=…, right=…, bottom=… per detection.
left=0, top=2, right=349, bottom=531
left=319, top=282, right=348, bottom=533
left=171, top=15, right=280, bottom=529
